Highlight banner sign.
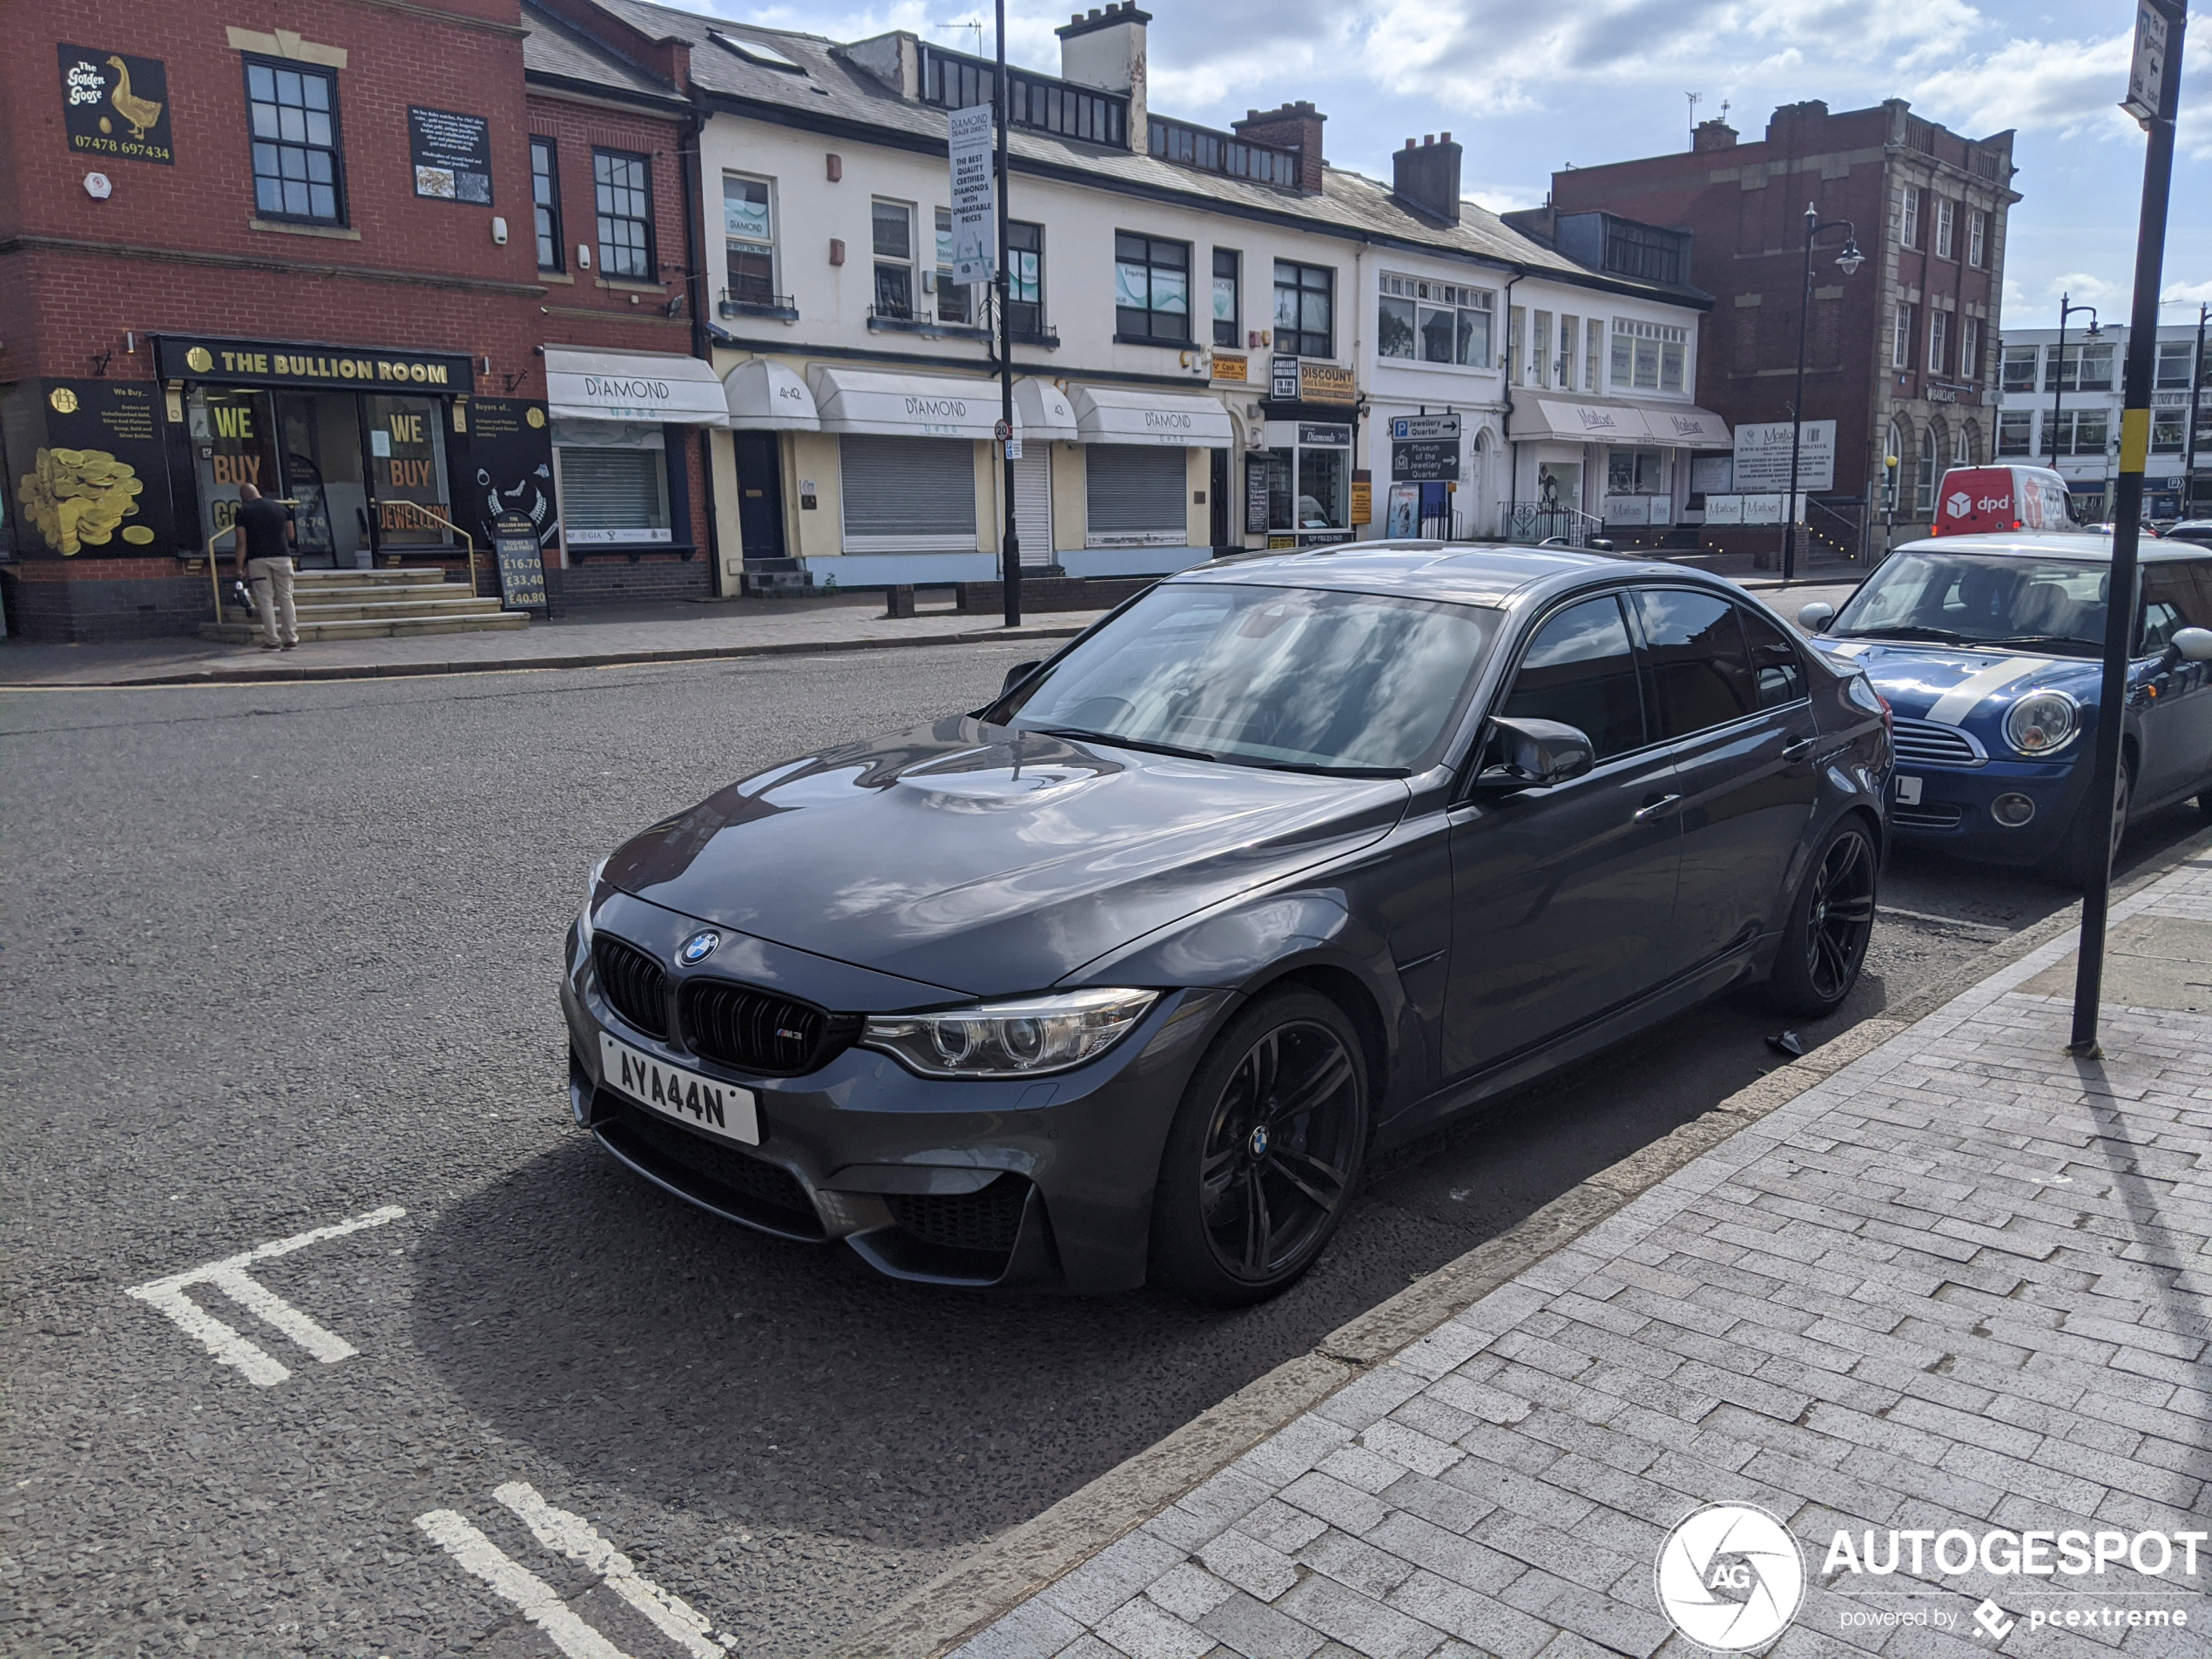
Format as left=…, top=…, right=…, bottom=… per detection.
left=947, top=105, right=995, bottom=287
left=1734, top=420, right=1835, bottom=492
left=408, top=106, right=493, bottom=204
left=59, top=45, right=174, bottom=165
left=1298, top=363, right=1356, bottom=405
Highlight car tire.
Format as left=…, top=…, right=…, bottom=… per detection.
left=2052, top=755, right=2133, bottom=889
left=1148, top=988, right=1370, bottom=1307
left=2195, top=786, right=2212, bottom=826
left=1757, top=817, right=1878, bottom=1019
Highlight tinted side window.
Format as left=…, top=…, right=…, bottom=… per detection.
left=1738, top=604, right=1807, bottom=708
left=2141, top=565, right=2196, bottom=652
left=1500, top=595, right=1646, bottom=759
left=1634, top=588, right=1757, bottom=737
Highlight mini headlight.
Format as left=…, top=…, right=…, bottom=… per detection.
left=2004, top=690, right=2080, bottom=757
left=863, top=988, right=1159, bottom=1077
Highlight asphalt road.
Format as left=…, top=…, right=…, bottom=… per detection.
left=4, top=644, right=2203, bottom=1659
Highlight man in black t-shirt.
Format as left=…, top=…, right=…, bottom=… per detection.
left=233, top=482, right=298, bottom=651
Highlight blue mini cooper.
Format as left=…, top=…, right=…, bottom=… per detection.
left=1798, top=532, right=2212, bottom=884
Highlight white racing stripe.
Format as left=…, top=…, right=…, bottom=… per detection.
left=1924, top=655, right=2047, bottom=725
left=415, top=1510, right=633, bottom=1659
left=496, top=1482, right=726, bottom=1658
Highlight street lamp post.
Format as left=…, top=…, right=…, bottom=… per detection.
left=2185, top=301, right=2209, bottom=516
left=2047, top=292, right=2101, bottom=481
left=1783, top=203, right=1864, bottom=583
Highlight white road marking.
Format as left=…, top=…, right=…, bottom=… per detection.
left=495, top=1482, right=725, bottom=1659
left=125, top=1204, right=405, bottom=1386
left=415, top=1510, right=632, bottom=1659
left=1925, top=656, right=2046, bottom=725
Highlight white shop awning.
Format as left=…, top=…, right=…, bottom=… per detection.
left=806, top=366, right=1001, bottom=440
left=1069, top=384, right=1236, bottom=447
left=543, top=347, right=729, bottom=425
left=723, top=359, right=819, bottom=430
left=1013, top=378, right=1079, bottom=442
left=1638, top=404, right=1732, bottom=448
left=1514, top=396, right=1731, bottom=448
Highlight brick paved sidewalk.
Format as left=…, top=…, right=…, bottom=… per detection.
left=956, top=851, right=2212, bottom=1659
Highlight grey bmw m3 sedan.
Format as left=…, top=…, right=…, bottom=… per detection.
left=563, top=542, right=1892, bottom=1303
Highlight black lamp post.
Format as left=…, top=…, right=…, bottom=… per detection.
left=2047, top=292, right=2101, bottom=476
left=1783, top=203, right=1864, bottom=583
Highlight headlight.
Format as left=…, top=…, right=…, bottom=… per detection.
left=577, top=856, right=609, bottom=951
left=862, top=988, right=1159, bottom=1077
left=2004, top=690, right=2080, bottom=757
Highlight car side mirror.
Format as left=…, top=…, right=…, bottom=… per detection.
left=1474, top=716, right=1595, bottom=792
left=1001, top=659, right=1043, bottom=698
left=2164, top=626, right=2212, bottom=668
left=1797, top=602, right=1836, bottom=632
left=1588, top=538, right=1615, bottom=554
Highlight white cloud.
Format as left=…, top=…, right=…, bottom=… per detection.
left=1909, top=31, right=2134, bottom=143
left=2165, top=280, right=2212, bottom=306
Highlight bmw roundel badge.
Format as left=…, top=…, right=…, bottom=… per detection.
left=678, top=929, right=721, bottom=966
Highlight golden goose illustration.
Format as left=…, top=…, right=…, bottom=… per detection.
left=105, top=56, right=162, bottom=140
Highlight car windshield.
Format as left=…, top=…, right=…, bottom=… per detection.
left=1832, top=553, right=2107, bottom=656
left=998, top=582, right=1498, bottom=775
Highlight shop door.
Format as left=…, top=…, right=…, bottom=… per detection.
left=188, top=389, right=280, bottom=558
left=364, top=394, right=453, bottom=550
left=732, top=432, right=786, bottom=561
left=1535, top=462, right=1582, bottom=541
left=276, top=393, right=371, bottom=569
left=1012, top=450, right=1053, bottom=568
left=1209, top=449, right=1231, bottom=550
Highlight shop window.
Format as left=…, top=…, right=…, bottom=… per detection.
left=934, top=207, right=971, bottom=325
left=366, top=395, right=453, bottom=545
left=1967, top=210, right=1987, bottom=267
left=1934, top=197, right=1955, bottom=260
left=872, top=200, right=915, bottom=320
left=1952, top=423, right=1973, bottom=466
left=1272, top=260, right=1333, bottom=358
left=1212, top=249, right=1240, bottom=348
left=246, top=58, right=344, bottom=224
left=531, top=138, right=563, bottom=272
left=724, top=173, right=776, bottom=303
left=1086, top=446, right=1188, bottom=546
left=2001, top=345, right=2039, bottom=393
left=1609, top=319, right=1687, bottom=391
left=1914, top=422, right=1939, bottom=515
left=556, top=421, right=671, bottom=546
left=593, top=149, right=653, bottom=280
left=1114, top=233, right=1190, bottom=341
left=1377, top=273, right=1491, bottom=368
left=1606, top=447, right=1664, bottom=496
left=1996, top=411, right=2033, bottom=456
left=1008, top=221, right=1045, bottom=336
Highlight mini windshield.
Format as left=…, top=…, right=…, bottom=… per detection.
left=1832, top=553, right=2107, bottom=656
left=999, top=583, right=1498, bottom=774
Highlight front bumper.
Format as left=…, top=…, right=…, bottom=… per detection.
left=562, top=893, right=1230, bottom=1293
left=1886, top=751, right=2087, bottom=863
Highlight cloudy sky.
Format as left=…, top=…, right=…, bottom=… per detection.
left=700, top=0, right=2211, bottom=333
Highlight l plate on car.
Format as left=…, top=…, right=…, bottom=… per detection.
left=1895, top=774, right=1923, bottom=806
left=599, top=1031, right=760, bottom=1145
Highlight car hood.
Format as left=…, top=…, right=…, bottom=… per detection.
left=1812, top=638, right=2102, bottom=724
left=603, top=718, right=1411, bottom=998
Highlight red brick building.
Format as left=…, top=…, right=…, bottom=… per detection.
left=0, top=0, right=715, bottom=639
left=1534, top=100, right=2021, bottom=553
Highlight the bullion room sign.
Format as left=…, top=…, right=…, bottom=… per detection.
left=59, top=45, right=175, bottom=165
left=154, top=334, right=476, bottom=394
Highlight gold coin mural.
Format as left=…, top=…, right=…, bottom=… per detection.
left=19, top=447, right=146, bottom=556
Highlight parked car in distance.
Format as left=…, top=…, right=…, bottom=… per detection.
left=565, top=543, right=1892, bottom=1303
left=2165, top=519, right=2212, bottom=549
left=1798, top=530, right=2212, bottom=884
left=1929, top=465, right=2083, bottom=537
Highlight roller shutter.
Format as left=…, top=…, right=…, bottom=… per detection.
left=1013, top=452, right=1054, bottom=567
left=840, top=435, right=978, bottom=551
left=556, top=448, right=671, bottom=543
left=1084, top=445, right=1187, bottom=547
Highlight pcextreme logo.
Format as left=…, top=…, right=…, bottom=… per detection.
left=1656, top=1504, right=1805, bottom=1650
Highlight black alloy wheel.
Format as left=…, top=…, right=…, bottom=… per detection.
left=1758, top=819, right=1878, bottom=1018
left=1150, top=989, right=1369, bottom=1305
left=2054, top=754, right=2133, bottom=888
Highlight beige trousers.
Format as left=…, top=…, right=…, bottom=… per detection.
left=247, top=556, right=298, bottom=646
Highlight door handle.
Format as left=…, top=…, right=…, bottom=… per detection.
left=1782, top=735, right=1817, bottom=762
left=1634, top=793, right=1683, bottom=822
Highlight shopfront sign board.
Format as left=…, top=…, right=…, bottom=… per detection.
left=408, top=107, right=492, bottom=202
left=492, top=509, right=548, bottom=611
left=1733, top=420, right=1834, bottom=492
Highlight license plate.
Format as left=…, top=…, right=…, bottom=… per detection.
left=599, top=1032, right=759, bottom=1145
left=1895, top=775, right=1923, bottom=806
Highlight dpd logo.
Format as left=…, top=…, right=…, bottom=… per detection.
left=1655, top=1504, right=1805, bottom=1650
left=1945, top=490, right=1973, bottom=519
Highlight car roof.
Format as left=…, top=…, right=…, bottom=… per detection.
left=1160, top=541, right=1723, bottom=606
left=1892, top=530, right=2207, bottom=563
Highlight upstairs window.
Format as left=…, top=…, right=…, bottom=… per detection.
left=1960, top=317, right=1982, bottom=382
left=2155, top=340, right=2195, bottom=389
left=934, top=206, right=970, bottom=324
left=593, top=149, right=653, bottom=279
left=1933, top=197, right=1956, bottom=260
left=1928, top=311, right=1949, bottom=377
left=1892, top=304, right=1915, bottom=370
left=1897, top=185, right=1921, bottom=250
left=246, top=58, right=343, bottom=224
left=872, top=199, right=914, bottom=319
left=1115, top=233, right=1190, bottom=341
left=2000, top=344, right=2039, bottom=392
left=1272, top=260, right=1334, bottom=357
left=1008, top=220, right=1045, bottom=336
left=1967, top=210, right=1987, bottom=267
left=531, top=138, right=563, bottom=272
left=1378, top=273, right=1492, bottom=368
left=2046, top=341, right=2114, bottom=393
left=1996, top=409, right=2033, bottom=456
left=1212, top=249, right=1240, bottom=348
left=724, top=173, right=776, bottom=303
left=1610, top=318, right=1687, bottom=391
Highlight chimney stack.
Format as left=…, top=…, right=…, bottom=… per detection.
left=1056, top=2, right=1150, bottom=151
left=1691, top=117, right=1738, bottom=152
left=1232, top=100, right=1325, bottom=192
left=1391, top=130, right=1461, bottom=225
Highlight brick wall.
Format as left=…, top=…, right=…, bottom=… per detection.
left=3, top=564, right=209, bottom=639
left=548, top=555, right=710, bottom=606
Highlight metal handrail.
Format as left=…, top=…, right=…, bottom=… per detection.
left=375, top=501, right=479, bottom=597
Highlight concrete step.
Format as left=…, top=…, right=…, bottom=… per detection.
left=291, top=578, right=479, bottom=600
left=293, top=567, right=454, bottom=586
left=199, top=612, right=530, bottom=644
left=291, top=597, right=508, bottom=622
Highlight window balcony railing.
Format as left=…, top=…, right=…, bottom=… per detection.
left=718, top=287, right=798, bottom=320
left=1146, top=116, right=1298, bottom=188
left=918, top=44, right=1128, bottom=148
